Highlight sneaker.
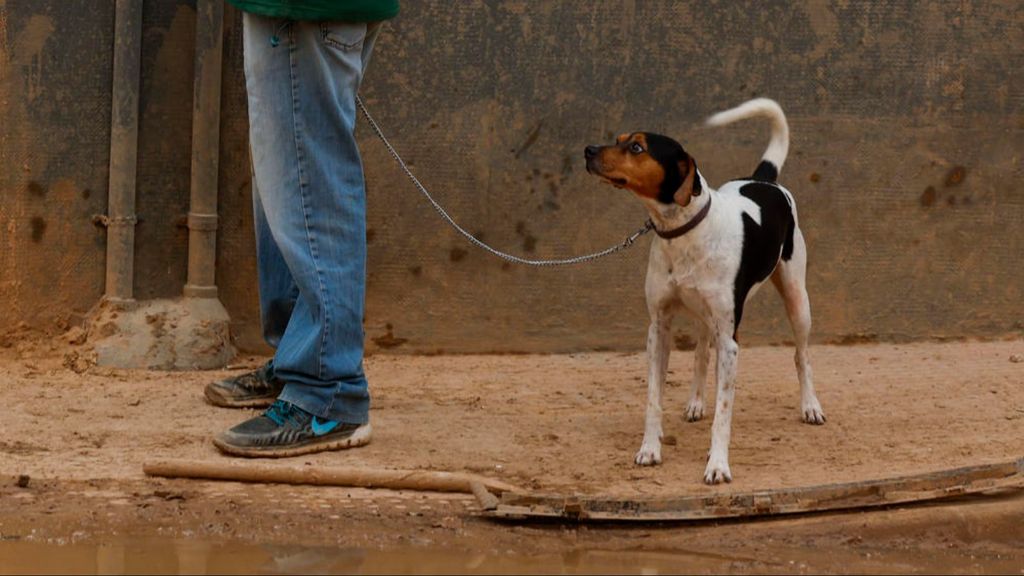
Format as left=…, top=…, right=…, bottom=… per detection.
left=204, top=362, right=284, bottom=408
left=213, top=400, right=371, bottom=458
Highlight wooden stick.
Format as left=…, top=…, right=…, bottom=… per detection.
left=470, top=482, right=501, bottom=511
left=143, top=459, right=521, bottom=495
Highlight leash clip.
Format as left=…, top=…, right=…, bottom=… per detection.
left=622, top=220, right=655, bottom=247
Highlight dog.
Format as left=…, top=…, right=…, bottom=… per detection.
left=584, top=98, right=825, bottom=484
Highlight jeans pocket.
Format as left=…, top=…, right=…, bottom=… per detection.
left=320, top=22, right=367, bottom=52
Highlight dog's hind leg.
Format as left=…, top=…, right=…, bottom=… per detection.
left=684, top=322, right=712, bottom=422
left=635, top=310, right=672, bottom=466
left=771, top=228, right=825, bottom=425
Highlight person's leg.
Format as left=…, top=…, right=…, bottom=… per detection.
left=214, top=12, right=378, bottom=453
left=259, top=18, right=378, bottom=425
left=214, top=14, right=381, bottom=455
left=253, top=20, right=380, bottom=354
left=252, top=172, right=299, bottom=350
left=203, top=31, right=302, bottom=410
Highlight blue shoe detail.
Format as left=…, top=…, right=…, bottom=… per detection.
left=311, top=417, right=339, bottom=436
left=264, top=399, right=292, bottom=426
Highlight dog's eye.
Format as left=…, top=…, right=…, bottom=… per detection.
left=629, top=142, right=644, bottom=154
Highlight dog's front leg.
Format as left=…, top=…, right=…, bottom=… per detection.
left=685, top=324, right=712, bottom=422
left=705, top=324, right=738, bottom=484
left=636, top=312, right=671, bottom=466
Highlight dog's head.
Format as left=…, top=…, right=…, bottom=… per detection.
left=584, top=132, right=702, bottom=206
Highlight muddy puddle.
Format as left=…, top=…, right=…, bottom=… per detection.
left=2, top=539, right=726, bottom=574
left=2, top=537, right=1023, bottom=575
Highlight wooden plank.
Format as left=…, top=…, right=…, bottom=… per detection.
left=485, top=457, right=1024, bottom=522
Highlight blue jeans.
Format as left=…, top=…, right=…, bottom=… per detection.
left=244, top=14, right=381, bottom=424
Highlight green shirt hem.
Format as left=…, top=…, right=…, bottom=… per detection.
left=228, top=1, right=399, bottom=22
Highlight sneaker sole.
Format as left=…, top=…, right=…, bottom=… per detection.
left=212, top=424, right=372, bottom=458
left=203, top=386, right=278, bottom=409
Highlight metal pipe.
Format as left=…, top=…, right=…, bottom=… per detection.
left=184, top=0, right=224, bottom=299
left=104, top=0, right=143, bottom=303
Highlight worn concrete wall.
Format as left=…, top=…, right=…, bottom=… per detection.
left=2, top=1, right=1022, bottom=354
left=1, top=1, right=113, bottom=334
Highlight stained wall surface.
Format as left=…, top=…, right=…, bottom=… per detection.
left=2, top=1, right=1021, bottom=353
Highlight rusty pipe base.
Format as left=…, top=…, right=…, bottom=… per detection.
left=86, top=297, right=235, bottom=370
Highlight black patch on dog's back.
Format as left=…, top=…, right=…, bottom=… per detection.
left=732, top=182, right=795, bottom=338
left=751, top=160, right=779, bottom=182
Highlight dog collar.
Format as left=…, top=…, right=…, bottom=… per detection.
left=652, top=195, right=712, bottom=240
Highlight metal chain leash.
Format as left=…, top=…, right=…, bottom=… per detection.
left=356, top=96, right=654, bottom=267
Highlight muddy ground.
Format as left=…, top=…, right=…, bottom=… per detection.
left=1, top=335, right=1023, bottom=574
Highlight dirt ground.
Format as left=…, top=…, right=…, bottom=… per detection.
left=2, top=334, right=1023, bottom=574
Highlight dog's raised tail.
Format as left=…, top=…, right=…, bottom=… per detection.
left=705, top=98, right=789, bottom=182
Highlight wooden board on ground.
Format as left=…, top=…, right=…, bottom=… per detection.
left=480, top=457, right=1024, bottom=522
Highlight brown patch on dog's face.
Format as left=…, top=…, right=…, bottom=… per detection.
left=585, top=132, right=699, bottom=205
left=584, top=133, right=665, bottom=199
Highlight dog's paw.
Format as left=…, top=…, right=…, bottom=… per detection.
left=801, top=399, right=826, bottom=425
left=634, top=441, right=662, bottom=466
left=703, top=457, right=732, bottom=485
left=684, top=397, right=705, bottom=422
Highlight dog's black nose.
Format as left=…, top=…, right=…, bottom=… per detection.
left=584, top=145, right=599, bottom=159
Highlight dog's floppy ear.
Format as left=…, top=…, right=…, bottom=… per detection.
left=674, top=156, right=702, bottom=206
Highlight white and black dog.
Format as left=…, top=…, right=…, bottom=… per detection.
left=584, top=98, right=825, bottom=484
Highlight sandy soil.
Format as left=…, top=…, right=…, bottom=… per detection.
left=2, top=335, right=1023, bottom=573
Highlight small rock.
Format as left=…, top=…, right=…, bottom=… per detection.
left=432, top=516, right=462, bottom=530
left=153, top=490, right=185, bottom=501
left=62, top=350, right=96, bottom=374
left=62, top=327, right=87, bottom=346
left=16, top=475, right=30, bottom=488
left=1010, top=354, right=1023, bottom=363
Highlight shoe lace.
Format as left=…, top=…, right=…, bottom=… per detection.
left=264, top=400, right=303, bottom=428
left=235, top=363, right=273, bottom=390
